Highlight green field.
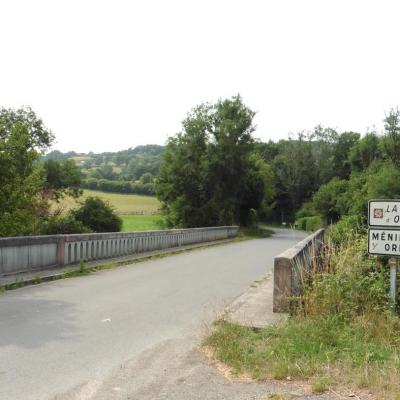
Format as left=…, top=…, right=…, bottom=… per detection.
left=55, top=189, right=163, bottom=232
left=58, top=189, right=160, bottom=214
left=120, top=214, right=164, bottom=232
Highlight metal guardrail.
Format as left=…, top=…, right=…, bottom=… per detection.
left=0, top=226, right=239, bottom=276
left=273, top=228, right=325, bottom=312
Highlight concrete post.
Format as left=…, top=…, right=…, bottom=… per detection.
left=273, top=257, right=292, bottom=312
left=56, top=236, right=66, bottom=267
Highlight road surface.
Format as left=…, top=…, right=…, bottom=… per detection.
left=0, top=228, right=308, bottom=400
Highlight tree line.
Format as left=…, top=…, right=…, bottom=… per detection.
left=156, top=96, right=400, bottom=230
left=81, top=178, right=155, bottom=196
left=2, top=97, right=400, bottom=236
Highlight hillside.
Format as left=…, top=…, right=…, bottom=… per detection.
left=43, top=145, right=165, bottom=195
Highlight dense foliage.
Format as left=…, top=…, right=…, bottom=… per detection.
left=0, top=108, right=53, bottom=236
left=3, top=101, right=400, bottom=235
left=156, top=96, right=275, bottom=227
left=248, top=108, right=400, bottom=229
left=73, top=197, right=122, bottom=233
left=40, top=196, right=122, bottom=235
left=81, top=178, right=155, bottom=195
left=43, top=159, right=82, bottom=200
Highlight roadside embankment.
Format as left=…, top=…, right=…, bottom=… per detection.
left=206, top=224, right=400, bottom=399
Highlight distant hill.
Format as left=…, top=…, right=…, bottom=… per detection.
left=42, top=150, right=81, bottom=161
left=43, top=145, right=165, bottom=196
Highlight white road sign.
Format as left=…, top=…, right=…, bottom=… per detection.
left=368, top=200, right=400, bottom=227
left=368, top=228, right=400, bottom=256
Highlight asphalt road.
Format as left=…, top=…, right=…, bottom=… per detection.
left=0, top=228, right=307, bottom=400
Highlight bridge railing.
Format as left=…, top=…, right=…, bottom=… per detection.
left=0, top=226, right=239, bottom=276
left=273, top=228, right=325, bottom=312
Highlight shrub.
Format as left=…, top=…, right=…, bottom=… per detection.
left=73, top=196, right=122, bottom=232
left=39, top=213, right=90, bottom=235
left=296, top=217, right=307, bottom=231
left=312, top=178, right=349, bottom=223
left=302, top=229, right=389, bottom=319
left=305, top=216, right=323, bottom=231
left=296, top=215, right=323, bottom=232
left=295, top=201, right=317, bottom=219
left=206, top=219, right=400, bottom=398
left=328, top=214, right=364, bottom=246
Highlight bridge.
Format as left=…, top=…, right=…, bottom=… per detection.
left=0, top=228, right=326, bottom=400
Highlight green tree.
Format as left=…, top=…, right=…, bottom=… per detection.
left=140, top=172, right=154, bottom=184
left=253, top=140, right=280, bottom=162
left=40, top=213, right=90, bottom=235
left=0, top=107, right=53, bottom=236
left=381, top=108, right=400, bottom=167
left=346, top=161, right=400, bottom=220
left=43, top=159, right=82, bottom=200
left=312, top=178, right=349, bottom=223
left=311, top=125, right=339, bottom=185
left=244, top=154, right=275, bottom=223
left=332, top=131, right=360, bottom=179
left=156, top=103, right=210, bottom=227
left=157, top=95, right=273, bottom=227
left=73, top=197, right=122, bottom=232
left=0, top=107, right=54, bottom=149
left=271, top=134, right=316, bottom=222
left=366, top=161, right=400, bottom=199
left=349, top=132, right=382, bottom=171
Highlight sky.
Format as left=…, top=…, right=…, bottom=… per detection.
left=1, top=0, right=400, bottom=153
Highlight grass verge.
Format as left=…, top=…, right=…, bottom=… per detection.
left=205, top=224, right=400, bottom=399
left=205, top=314, right=400, bottom=398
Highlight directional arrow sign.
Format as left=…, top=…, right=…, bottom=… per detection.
left=368, top=200, right=400, bottom=228
left=368, top=228, right=400, bottom=256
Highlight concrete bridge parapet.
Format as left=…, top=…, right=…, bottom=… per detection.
left=0, top=226, right=239, bottom=276
left=273, top=228, right=325, bottom=313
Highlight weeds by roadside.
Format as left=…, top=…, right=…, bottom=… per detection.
left=11, top=276, right=25, bottom=289
left=33, top=273, right=41, bottom=285
left=79, top=259, right=85, bottom=274
left=205, top=223, right=400, bottom=399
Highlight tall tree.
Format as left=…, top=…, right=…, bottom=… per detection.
left=332, top=131, right=360, bottom=179
left=349, top=132, right=382, bottom=171
left=382, top=108, right=400, bottom=167
left=271, top=134, right=316, bottom=222
left=156, top=96, right=274, bottom=227
left=156, top=104, right=210, bottom=227
left=43, top=159, right=82, bottom=201
left=310, top=125, right=339, bottom=185
left=0, top=107, right=53, bottom=236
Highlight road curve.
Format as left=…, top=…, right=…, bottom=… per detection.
left=0, top=228, right=306, bottom=400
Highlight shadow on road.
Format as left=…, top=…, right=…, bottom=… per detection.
left=0, top=294, right=79, bottom=349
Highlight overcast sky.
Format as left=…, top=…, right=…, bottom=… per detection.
left=1, top=0, right=400, bottom=153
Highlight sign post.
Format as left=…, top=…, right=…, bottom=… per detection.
left=368, top=200, right=400, bottom=309
left=389, top=258, right=397, bottom=308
